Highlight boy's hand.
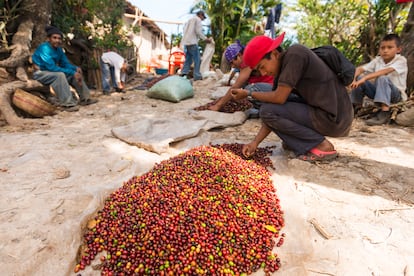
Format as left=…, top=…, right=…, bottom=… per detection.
left=231, top=88, right=248, bottom=100
left=350, top=79, right=363, bottom=89
left=242, top=142, right=258, bottom=158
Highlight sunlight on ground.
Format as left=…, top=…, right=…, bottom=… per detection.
left=363, top=146, right=414, bottom=169
left=339, top=141, right=414, bottom=169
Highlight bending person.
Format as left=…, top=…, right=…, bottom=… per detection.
left=231, top=33, right=353, bottom=162
left=209, top=40, right=274, bottom=112
left=100, top=51, right=129, bottom=94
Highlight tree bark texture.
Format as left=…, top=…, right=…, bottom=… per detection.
left=26, top=0, right=53, bottom=49
left=0, top=18, right=36, bottom=126
left=401, top=4, right=414, bottom=92
left=0, top=79, right=44, bottom=127
left=0, top=0, right=53, bottom=126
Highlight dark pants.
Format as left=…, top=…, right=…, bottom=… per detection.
left=259, top=97, right=325, bottom=155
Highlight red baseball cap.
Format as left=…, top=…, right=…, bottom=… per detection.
left=243, top=32, right=285, bottom=69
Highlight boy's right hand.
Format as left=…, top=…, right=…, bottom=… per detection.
left=350, top=79, right=363, bottom=89
left=242, top=142, right=258, bottom=158
left=230, top=88, right=248, bottom=100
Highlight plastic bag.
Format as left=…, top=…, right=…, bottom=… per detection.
left=146, top=75, right=194, bottom=103
left=200, top=40, right=215, bottom=75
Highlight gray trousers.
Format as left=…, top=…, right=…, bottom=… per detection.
left=33, top=71, right=90, bottom=107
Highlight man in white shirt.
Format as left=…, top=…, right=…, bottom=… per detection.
left=180, top=10, right=212, bottom=81
left=100, top=51, right=128, bottom=94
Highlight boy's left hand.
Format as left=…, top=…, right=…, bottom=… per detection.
left=231, top=88, right=248, bottom=100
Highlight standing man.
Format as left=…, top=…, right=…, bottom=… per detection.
left=100, top=51, right=129, bottom=94
left=180, top=10, right=212, bottom=81
left=32, top=26, right=97, bottom=112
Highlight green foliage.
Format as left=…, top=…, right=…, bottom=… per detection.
left=192, top=0, right=280, bottom=64
left=296, top=0, right=367, bottom=64
left=359, top=0, right=409, bottom=63
left=295, top=0, right=410, bottom=65
left=171, top=33, right=182, bottom=47
left=51, top=0, right=130, bottom=51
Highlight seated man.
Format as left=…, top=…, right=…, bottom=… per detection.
left=32, top=26, right=97, bottom=112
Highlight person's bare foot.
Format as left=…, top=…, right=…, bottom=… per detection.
left=315, top=139, right=335, bottom=152
left=208, top=104, right=221, bottom=111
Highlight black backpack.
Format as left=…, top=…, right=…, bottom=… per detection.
left=311, top=46, right=355, bottom=86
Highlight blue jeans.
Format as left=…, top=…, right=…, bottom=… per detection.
left=100, top=59, right=117, bottom=93
left=33, top=71, right=90, bottom=107
left=351, top=75, right=402, bottom=106
left=245, top=82, right=273, bottom=109
left=182, top=44, right=202, bottom=80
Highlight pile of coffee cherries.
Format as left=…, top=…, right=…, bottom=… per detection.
left=75, top=145, right=284, bottom=275
left=194, top=98, right=253, bottom=113
left=211, top=143, right=275, bottom=170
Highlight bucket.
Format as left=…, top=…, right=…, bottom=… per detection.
left=155, top=68, right=169, bottom=75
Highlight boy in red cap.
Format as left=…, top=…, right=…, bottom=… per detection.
left=231, top=33, right=353, bottom=162
left=209, top=40, right=274, bottom=112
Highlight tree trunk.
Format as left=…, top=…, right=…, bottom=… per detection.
left=0, top=19, right=33, bottom=80
left=0, top=0, right=53, bottom=126
left=401, top=3, right=414, bottom=93
left=0, top=79, right=44, bottom=128
left=27, top=0, right=54, bottom=48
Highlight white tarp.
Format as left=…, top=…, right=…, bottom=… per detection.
left=111, top=110, right=247, bottom=154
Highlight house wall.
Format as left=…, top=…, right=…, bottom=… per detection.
left=123, top=16, right=170, bottom=73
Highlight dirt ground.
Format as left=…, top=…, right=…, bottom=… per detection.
left=1, top=73, right=414, bottom=276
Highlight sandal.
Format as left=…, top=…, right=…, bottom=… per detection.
left=299, top=148, right=338, bottom=162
